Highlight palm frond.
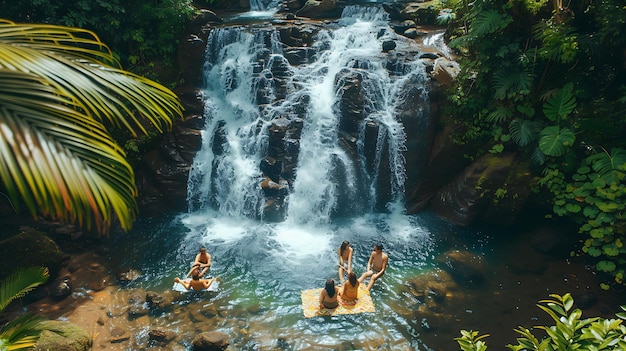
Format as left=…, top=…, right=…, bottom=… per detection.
left=0, top=267, right=49, bottom=312
left=0, top=21, right=184, bottom=233
left=510, top=119, right=542, bottom=147
left=0, top=70, right=138, bottom=232
left=0, top=312, right=47, bottom=350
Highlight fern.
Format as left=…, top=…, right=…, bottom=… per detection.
left=492, top=69, right=533, bottom=100
left=543, top=83, right=576, bottom=122
left=470, top=9, right=513, bottom=37
left=510, top=119, right=542, bottom=147
left=486, top=106, right=514, bottom=123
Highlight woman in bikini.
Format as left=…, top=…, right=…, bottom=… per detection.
left=319, top=279, right=340, bottom=310
left=337, top=241, right=353, bottom=283
left=341, top=272, right=363, bottom=304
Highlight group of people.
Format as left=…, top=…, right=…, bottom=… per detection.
left=173, top=246, right=213, bottom=291
left=319, top=241, right=388, bottom=310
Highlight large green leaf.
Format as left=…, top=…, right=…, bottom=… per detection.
left=587, top=148, right=626, bottom=179
left=0, top=21, right=183, bottom=233
left=539, top=126, right=575, bottom=157
left=510, top=119, right=542, bottom=147
left=543, top=83, right=576, bottom=122
left=0, top=267, right=49, bottom=312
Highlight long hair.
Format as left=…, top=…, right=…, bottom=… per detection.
left=340, top=241, right=349, bottom=256
left=325, top=279, right=336, bottom=297
left=348, top=272, right=357, bottom=286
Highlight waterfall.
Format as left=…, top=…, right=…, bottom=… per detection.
left=187, top=5, right=431, bottom=226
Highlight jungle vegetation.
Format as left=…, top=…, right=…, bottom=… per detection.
left=0, top=0, right=197, bottom=80
left=439, top=0, right=626, bottom=289
left=0, top=20, right=183, bottom=234
left=455, top=293, right=626, bottom=350
left=0, top=267, right=50, bottom=350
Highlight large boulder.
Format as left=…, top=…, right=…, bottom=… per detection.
left=192, top=331, right=230, bottom=351
left=34, top=320, right=91, bottom=351
left=0, top=227, right=66, bottom=280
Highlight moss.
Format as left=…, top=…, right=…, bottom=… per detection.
left=0, top=228, right=65, bottom=280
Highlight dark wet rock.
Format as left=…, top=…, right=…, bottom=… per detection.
left=436, top=250, right=485, bottom=287
left=117, top=267, right=141, bottom=284
left=109, top=326, right=130, bottom=343
left=146, top=291, right=174, bottom=311
left=296, top=0, right=337, bottom=18
left=34, top=320, right=91, bottom=351
left=128, top=290, right=149, bottom=317
left=0, top=227, right=65, bottom=281
left=50, top=276, right=73, bottom=300
left=192, top=331, right=230, bottom=351
left=382, top=40, right=396, bottom=52
left=148, top=328, right=177, bottom=343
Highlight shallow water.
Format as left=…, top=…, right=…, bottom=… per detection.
left=98, top=210, right=624, bottom=350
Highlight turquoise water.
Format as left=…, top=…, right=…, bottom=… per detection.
left=103, top=210, right=625, bottom=350
left=104, top=210, right=499, bottom=350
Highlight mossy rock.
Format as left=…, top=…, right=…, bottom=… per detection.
left=0, top=227, right=65, bottom=280
left=34, top=320, right=92, bottom=351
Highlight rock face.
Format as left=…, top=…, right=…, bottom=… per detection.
left=0, top=227, right=66, bottom=280
left=138, top=3, right=534, bottom=227
left=34, top=321, right=92, bottom=351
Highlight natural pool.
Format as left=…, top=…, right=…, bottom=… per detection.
left=95, top=209, right=624, bottom=350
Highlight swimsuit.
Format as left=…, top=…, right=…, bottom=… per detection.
left=323, top=299, right=339, bottom=309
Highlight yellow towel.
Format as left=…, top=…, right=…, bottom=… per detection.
left=301, top=285, right=375, bottom=318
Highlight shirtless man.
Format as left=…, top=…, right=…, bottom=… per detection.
left=174, top=271, right=213, bottom=291
left=359, top=244, right=388, bottom=290
left=187, top=246, right=211, bottom=278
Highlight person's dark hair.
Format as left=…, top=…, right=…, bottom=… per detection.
left=191, top=271, right=200, bottom=280
left=325, top=279, right=336, bottom=297
left=348, top=272, right=357, bottom=286
left=200, top=246, right=207, bottom=252
left=340, top=241, right=349, bottom=256
left=375, top=243, right=384, bottom=251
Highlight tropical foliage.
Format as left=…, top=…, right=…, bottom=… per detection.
left=0, top=267, right=50, bottom=350
left=442, top=0, right=626, bottom=287
left=0, top=20, right=184, bottom=234
left=456, top=294, right=626, bottom=351
left=0, top=0, right=196, bottom=76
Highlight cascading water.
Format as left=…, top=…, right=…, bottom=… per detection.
left=177, top=4, right=444, bottom=349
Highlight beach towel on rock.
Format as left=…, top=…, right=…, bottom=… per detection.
left=300, top=285, right=375, bottom=318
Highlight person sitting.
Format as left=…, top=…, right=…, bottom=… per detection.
left=175, top=270, right=213, bottom=291
left=341, top=271, right=364, bottom=304
left=359, top=243, right=388, bottom=290
left=319, top=279, right=340, bottom=310
left=337, top=241, right=353, bottom=284
left=187, top=246, right=211, bottom=278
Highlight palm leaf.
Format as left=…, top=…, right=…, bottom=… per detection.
left=539, top=126, right=575, bottom=157
left=0, top=313, right=47, bottom=350
left=543, top=83, right=576, bottom=122
left=0, top=267, right=49, bottom=312
left=0, top=71, right=137, bottom=232
left=0, top=21, right=183, bottom=233
left=510, top=119, right=542, bottom=147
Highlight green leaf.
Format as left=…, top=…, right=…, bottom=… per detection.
left=539, top=126, right=576, bottom=157
left=510, top=119, right=542, bottom=147
left=596, top=260, right=616, bottom=272
left=543, top=83, right=576, bottom=121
